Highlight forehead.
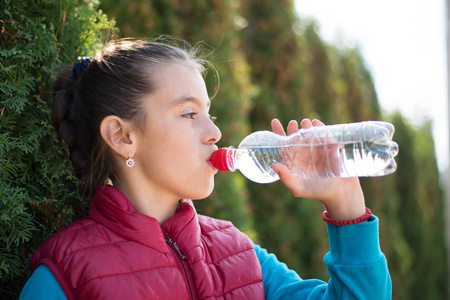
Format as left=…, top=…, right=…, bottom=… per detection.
left=170, top=96, right=211, bottom=108
left=146, top=63, right=211, bottom=107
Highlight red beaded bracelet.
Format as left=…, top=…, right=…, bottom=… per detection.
left=322, top=207, right=372, bottom=225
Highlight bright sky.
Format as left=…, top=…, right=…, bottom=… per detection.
left=295, top=0, right=449, bottom=173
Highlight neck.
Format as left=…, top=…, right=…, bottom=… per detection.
left=113, top=180, right=180, bottom=224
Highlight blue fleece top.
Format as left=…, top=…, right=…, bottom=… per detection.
left=20, top=215, right=391, bottom=299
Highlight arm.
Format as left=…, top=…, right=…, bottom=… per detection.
left=254, top=215, right=391, bottom=300
left=19, top=265, right=67, bottom=300
left=323, top=215, right=391, bottom=299
left=264, top=119, right=391, bottom=299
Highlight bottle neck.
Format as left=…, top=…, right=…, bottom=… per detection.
left=209, top=147, right=237, bottom=172
left=225, top=147, right=237, bottom=171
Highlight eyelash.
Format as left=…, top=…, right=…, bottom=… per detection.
left=183, top=112, right=197, bottom=119
left=182, top=113, right=217, bottom=122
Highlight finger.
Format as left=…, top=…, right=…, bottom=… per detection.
left=301, top=118, right=323, bottom=144
left=271, top=163, right=305, bottom=196
left=311, top=119, right=337, bottom=145
left=286, top=120, right=299, bottom=136
left=271, top=118, right=287, bottom=136
left=300, top=118, right=312, bottom=129
left=312, top=119, right=325, bottom=127
left=271, top=163, right=296, bottom=185
left=311, top=119, right=326, bottom=144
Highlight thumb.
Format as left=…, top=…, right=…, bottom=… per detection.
left=271, top=163, right=305, bottom=198
left=270, top=162, right=290, bottom=177
left=271, top=163, right=302, bottom=191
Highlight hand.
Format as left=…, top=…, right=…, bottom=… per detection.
left=270, top=118, right=366, bottom=220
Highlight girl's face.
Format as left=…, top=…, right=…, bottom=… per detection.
left=132, top=62, right=221, bottom=202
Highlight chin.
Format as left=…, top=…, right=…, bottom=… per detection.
left=190, top=182, right=215, bottom=200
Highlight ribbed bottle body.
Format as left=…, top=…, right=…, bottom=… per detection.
left=233, top=121, right=398, bottom=183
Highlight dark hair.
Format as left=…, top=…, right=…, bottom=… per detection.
left=52, top=39, right=214, bottom=197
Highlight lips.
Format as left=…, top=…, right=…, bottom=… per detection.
left=207, top=147, right=219, bottom=172
left=207, top=146, right=218, bottom=161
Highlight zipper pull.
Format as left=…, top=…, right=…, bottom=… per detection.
left=165, top=236, right=186, bottom=260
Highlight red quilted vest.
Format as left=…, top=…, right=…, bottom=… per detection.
left=31, top=186, right=264, bottom=300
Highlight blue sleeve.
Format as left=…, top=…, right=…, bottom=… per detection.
left=19, top=265, right=67, bottom=300
left=253, top=215, right=392, bottom=300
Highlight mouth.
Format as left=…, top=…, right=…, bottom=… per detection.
left=206, top=162, right=219, bottom=176
left=207, top=147, right=218, bottom=160
left=207, top=148, right=219, bottom=173
left=207, top=160, right=218, bottom=171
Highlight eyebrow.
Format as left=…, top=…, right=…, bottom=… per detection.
left=171, top=96, right=211, bottom=108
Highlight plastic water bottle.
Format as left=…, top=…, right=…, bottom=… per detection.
left=209, top=121, right=399, bottom=184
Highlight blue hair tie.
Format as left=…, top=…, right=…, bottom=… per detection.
left=72, top=58, right=91, bottom=80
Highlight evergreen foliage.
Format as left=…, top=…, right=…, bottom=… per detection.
left=1, top=0, right=448, bottom=299
left=0, top=0, right=115, bottom=298
left=387, top=114, right=449, bottom=299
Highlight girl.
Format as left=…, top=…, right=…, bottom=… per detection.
left=20, top=39, right=391, bottom=299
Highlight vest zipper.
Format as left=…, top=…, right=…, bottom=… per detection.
left=164, top=235, right=197, bottom=300
left=165, top=236, right=186, bottom=259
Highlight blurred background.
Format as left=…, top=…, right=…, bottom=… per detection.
left=1, top=0, right=448, bottom=299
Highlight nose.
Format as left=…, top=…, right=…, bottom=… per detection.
left=205, top=120, right=222, bottom=144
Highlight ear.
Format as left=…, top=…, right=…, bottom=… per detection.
left=100, top=116, right=135, bottom=159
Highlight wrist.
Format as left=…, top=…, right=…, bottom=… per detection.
left=320, top=178, right=365, bottom=220
left=323, top=207, right=372, bottom=225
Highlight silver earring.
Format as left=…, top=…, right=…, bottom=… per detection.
left=126, top=153, right=135, bottom=168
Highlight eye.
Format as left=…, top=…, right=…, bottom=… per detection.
left=182, top=112, right=197, bottom=119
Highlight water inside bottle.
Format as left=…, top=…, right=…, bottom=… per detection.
left=234, top=140, right=398, bottom=183
left=234, top=146, right=281, bottom=184
left=336, top=141, right=398, bottom=177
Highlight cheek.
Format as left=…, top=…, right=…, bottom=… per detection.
left=139, top=137, right=194, bottom=173
left=137, top=122, right=201, bottom=172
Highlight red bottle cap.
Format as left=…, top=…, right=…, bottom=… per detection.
left=209, top=147, right=234, bottom=171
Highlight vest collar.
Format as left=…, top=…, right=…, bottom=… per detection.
left=162, top=198, right=201, bottom=258
left=88, top=185, right=200, bottom=256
